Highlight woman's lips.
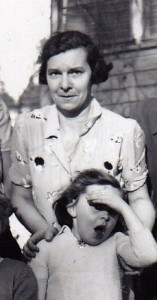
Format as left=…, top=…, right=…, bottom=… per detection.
left=59, top=95, right=77, bottom=98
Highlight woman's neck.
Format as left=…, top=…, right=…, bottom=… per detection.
left=57, top=95, right=92, bottom=120
left=58, top=100, right=92, bottom=128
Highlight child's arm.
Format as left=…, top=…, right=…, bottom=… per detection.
left=88, top=188, right=157, bottom=267
left=29, top=240, right=49, bottom=300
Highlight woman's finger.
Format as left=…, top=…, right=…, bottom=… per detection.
left=27, top=231, right=45, bottom=249
left=23, top=244, right=37, bottom=261
left=44, top=224, right=59, bottom=241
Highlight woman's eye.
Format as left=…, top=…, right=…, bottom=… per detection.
left=69, top=70, right=83, bottom=76
left=47, top=70, right=61, bottom=77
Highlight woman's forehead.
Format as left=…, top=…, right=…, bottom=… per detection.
left=47, top=47, right=88, bottom=68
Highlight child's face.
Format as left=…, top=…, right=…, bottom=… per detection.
left=71, top=185, right=120, bottom=246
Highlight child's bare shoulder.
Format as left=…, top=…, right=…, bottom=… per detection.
left=37, top=232, right=64, bottom=252
left=38, top=227, right=73, bottom=253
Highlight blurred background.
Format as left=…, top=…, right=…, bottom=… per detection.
left=0, top=0, right=157, bottom=246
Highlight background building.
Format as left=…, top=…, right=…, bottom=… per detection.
left=56, top=0, right=157, bottom=117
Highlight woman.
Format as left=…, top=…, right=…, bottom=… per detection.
left=10, top=31, right=155, bottom=257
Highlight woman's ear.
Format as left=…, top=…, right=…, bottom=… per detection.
left=67, top=205, right=77, bottom=218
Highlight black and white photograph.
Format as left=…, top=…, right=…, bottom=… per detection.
left=0, top=1, right=157, bottom=299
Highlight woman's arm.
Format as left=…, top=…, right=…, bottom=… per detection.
left=121, top=119, right=155, bottom=229
left=11, top=184, right=49, bottom=233
left=12, top=184, right=58, bottom=260
left=10, top=114, right=59, bottom=259
left=128, top=183, right=155, bottom=230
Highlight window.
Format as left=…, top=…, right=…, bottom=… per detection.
left=144, top=0, right=157, bottom=37
left=57, top=0, right=157, bottom=49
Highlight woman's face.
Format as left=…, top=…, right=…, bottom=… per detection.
left=46, top=47, right=92, bottom=116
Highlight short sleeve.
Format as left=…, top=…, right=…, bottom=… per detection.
left=0, top=99, right=12, bottom=152
left=120, top=120, right=147, bottom=192
left=9, top=114, right=32, bottom=188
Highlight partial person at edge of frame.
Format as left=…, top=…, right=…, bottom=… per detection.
left=0, top=98, right=23, bottom=261
left=130, top=98, right=157, bottom=300
left=0, top=193, right=38, bottom=300
left=9, top=30, right=155, bottom=260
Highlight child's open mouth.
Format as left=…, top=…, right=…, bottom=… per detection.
left=94, top=224, right=106, bottom=234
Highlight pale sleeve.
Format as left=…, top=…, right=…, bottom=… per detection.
left=116, top=228, right=157, bottom=268
left=0, top=98, right=12, bottom=152
left=121, top=119, right=148, bottom=192
left=9, top=114, right=32, bottom=188
left=29, top=240, right=49, bottom=300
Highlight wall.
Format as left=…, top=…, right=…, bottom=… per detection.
left=92, top=47, right=157, bottom=118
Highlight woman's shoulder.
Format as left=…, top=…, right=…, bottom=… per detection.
left=17, top=104, right=55, bottom=121
left=28, top=104, right=56, bottom=120
left=101, top=107, right=141, bottom=133
left=14, top=104, right=56, bottom=129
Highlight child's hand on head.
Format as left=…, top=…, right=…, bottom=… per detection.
left=86, top=185, right=126, bottom=214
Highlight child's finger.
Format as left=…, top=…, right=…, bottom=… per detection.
left=88, top=192, right=123, bottom=205
left=87, top=192, right=105, bottom=200
left=88, top=191, right=122, bottom=200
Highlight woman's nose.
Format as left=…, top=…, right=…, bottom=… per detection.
left=60, top=74, right=71, bottom=92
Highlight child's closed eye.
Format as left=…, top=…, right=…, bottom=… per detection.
left=88, top=200, right=118, bottom=217
left=88, top=201, right=111, bottom=212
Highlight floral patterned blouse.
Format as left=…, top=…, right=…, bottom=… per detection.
left=10, top=98, right=147, bottom=224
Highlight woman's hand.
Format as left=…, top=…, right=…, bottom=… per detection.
left=23, top=224, right=60, bottom=262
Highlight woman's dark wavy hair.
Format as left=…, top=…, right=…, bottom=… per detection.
left=0, top=193, right=12, bottom=234
left=54, top=169, right=121, bottom=229
left=39, top=31, right=113, bottom=85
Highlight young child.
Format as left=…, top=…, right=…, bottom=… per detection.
left=0, top=193, right=38, bottom=300
left=30, top=169, right=157, bottom=300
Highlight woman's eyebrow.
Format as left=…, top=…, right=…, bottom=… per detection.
left=47, top=68, right=60, bottom=72
left=47, top=68, right=62, bottom=75
left=68, top=67, right=84, bottom=72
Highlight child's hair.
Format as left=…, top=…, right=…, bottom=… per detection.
left=0, top=192, right=12, bottom=233
left=54, top=169, right=122, bottom=229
